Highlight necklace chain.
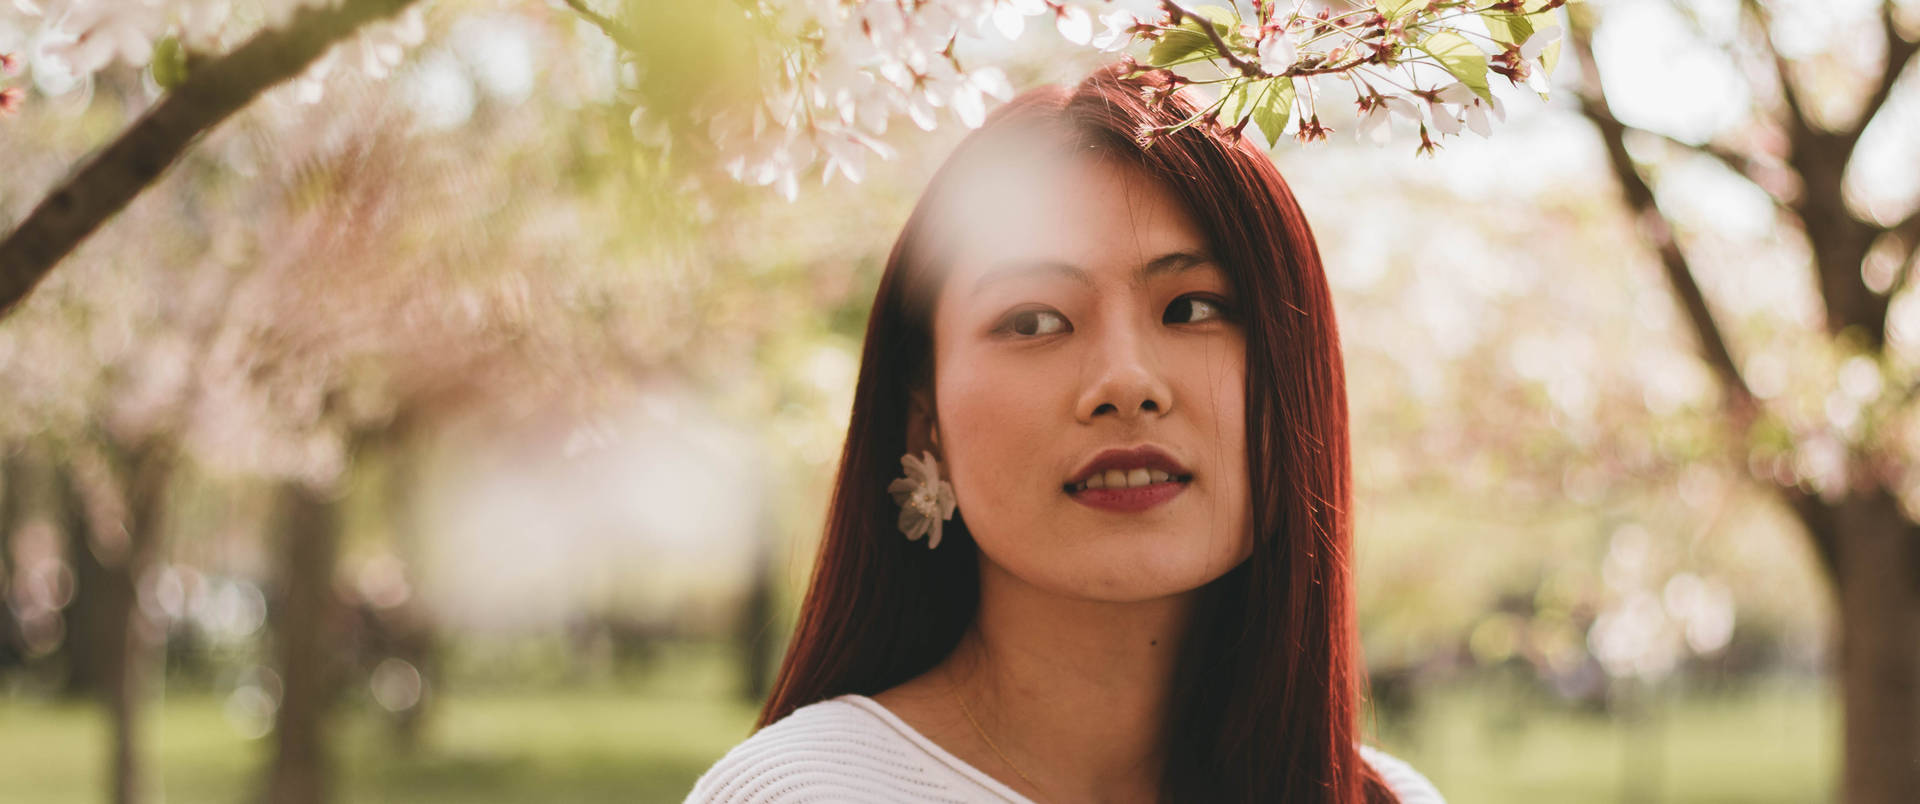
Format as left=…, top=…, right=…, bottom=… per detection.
left=950, top=671, right=1051, bottom=803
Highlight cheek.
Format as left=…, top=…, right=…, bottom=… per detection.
left=937, top=357, right=1057, bottom=506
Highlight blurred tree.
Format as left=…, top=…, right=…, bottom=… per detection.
left=0, top=0, right=425, bottom=318
left=1569, top=2, right=1919, bottom=801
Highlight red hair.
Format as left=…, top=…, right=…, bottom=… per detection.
left=758, top=63, right=1395, bottom=803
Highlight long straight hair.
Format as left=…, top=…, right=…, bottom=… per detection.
left=758, top=63, right=1394, bottom=803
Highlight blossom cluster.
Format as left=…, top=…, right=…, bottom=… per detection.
left=1114, top=0, right=1566, bottom=156
left=706, top=0, right=1070, bottom=201
left=0, top=0, right=1571, bottom=196
left=8, top=0, right=427, bottom=104
left=709, top=0, right=1569, bottom=197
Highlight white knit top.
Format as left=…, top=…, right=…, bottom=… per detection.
left=684, top=694, right=1445, bottom=803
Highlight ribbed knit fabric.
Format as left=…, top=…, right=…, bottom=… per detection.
left=685, top=694, right=1445, bottom=803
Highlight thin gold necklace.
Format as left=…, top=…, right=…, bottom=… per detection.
left=950, top=669, right=1052, bottom=803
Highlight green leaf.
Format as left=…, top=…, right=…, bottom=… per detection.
left=1482, top=12, right=1533, bottom=50
left=1145, top=5, right=1244, bottom=67
left=1376, top=0, right=1423, bottom=21
left=1217, top=81, right=1256, bottom=127
left=1194, top=5, right=1239, bottom=28
left=1419, top=30, right=1491, bottom=102
left=151, top=36, right=188, bottom=90
left=1147, top=28, right=1212, bottom=66
left=1253, top=78, right=1295, bottom=149
left=1144, top=5, right=1251, bottom=67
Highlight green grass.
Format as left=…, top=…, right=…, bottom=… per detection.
left=0, top=687, right=760, bottom=804
left=1, top=674, right=1835, bottom=803
left=1371, top=677, right=1837, bottom=804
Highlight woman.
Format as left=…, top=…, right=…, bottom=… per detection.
left=686, top=63, right=1444, bottom=803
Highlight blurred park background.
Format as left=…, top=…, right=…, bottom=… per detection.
left=3, top=0, right=1917, bottom=802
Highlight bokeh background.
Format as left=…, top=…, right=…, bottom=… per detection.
left=4, top=0, right=1916, bottom=802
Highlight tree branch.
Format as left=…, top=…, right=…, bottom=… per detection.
left=1739, top=0, right=1813, bottom=142
left=1160, top=0, right=1260, bottom=76
left=0, top=0, right=425, bottom=321
left=1578, top=101, right=1795, bottom=214
left=562, top=0, right=647, bottom=55
left=1569, top=20, right=1763, bottom=433
left=1845, top=0, right=1920, bottom=155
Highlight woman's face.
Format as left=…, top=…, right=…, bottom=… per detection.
left=927, top=153, right=1251, bottom=603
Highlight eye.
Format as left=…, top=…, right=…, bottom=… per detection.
left=1164, top=294, right=1233, bottom=325
left=995, top=307, right=1070, bottom=337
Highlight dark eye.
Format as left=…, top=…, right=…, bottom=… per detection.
left=1165, top=295, right=1232, bottom=325
left=998, top=308, right=1070, bottom=337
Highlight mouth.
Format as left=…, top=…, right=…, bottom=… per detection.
left=1063, top=472, right=1191, bottom=513
left=1062, top=445, right=1194, bottom=513
left=1062, top=468, right=1194, bottom=494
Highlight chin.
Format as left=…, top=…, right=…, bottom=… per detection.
left=1043, top=540, right=1249, bottom=603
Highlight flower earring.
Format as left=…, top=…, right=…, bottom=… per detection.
left=889, top=450, right=957, bottom=549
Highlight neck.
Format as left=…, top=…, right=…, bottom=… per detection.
left=942, top=558, right=1199, bottom=803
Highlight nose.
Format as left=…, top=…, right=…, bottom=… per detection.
left=1074, top=317, right=1174, bottom=423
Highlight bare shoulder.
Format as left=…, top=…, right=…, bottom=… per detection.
left=1357, top=744, right=1446, bottom=804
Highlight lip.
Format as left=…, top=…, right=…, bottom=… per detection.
left=1069, top=481, right=1188, bottom=513
left=1062, top=445, right=1193, bottom=514
left=1065, top=445, right=1193, bottom=486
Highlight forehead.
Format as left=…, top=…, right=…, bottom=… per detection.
left=936, top=152, right=1210, bottom=288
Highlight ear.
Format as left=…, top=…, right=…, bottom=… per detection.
left=904, top=385, right=941, bottom=460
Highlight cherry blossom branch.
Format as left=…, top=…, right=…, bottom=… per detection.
left=561, top=0, right=646, bottom=55
left=1568, top=18, right=1761, bottom=430
left=0, top=0, right=426, bottom=320
left=1158, top=0, right=1258, bottom=75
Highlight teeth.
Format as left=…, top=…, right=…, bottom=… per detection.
left=1074, top=467, right=1184, bottom=491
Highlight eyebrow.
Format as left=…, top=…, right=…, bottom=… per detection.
left=969, top=251, right=1217, bottom=297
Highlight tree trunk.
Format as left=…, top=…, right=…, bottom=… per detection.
left=54, top=442, right=174, bottom=804
left=263, top=479, right=347, bottom=804
left=1825, top=490, right=1920, bottom=804
left=376, top=420, right=436, bottom=754
left=738, top=546, right=776, bottom=703
left=0, top=446, right=24, bottom=669
left=55, top=462, right=106, bottom=699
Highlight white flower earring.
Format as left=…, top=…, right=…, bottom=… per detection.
left=888, top=450, right=957, bottom=549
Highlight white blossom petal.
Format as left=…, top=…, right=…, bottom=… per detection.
left=991, top=2, right=1025, bottom=39
left=1054, top=5, right=1092, bottom=46
left=1436, top=82, right=1476, bottom=105
left=1520, top=25, right=1561, bottom=60
left=1258, top=31, right=1296, bottom=75
left=1356, top=105, right=1392, bottom=144
left=1428, top=100, right=1462, bottom=135
left=950, top=82, right=984, bottom=127
left=1091, top=8, right=1135, bottom=52
left=1463, top=102, right=1491, bottom=137
left=970, top=66, right=1013, bottom=101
